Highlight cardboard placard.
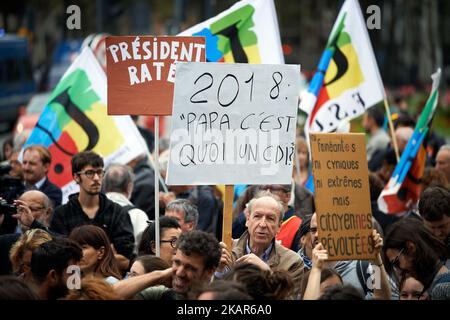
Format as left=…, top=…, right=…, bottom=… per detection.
left=309, top=133, right=375, bottom=261
left=106, top=36, right=205, bottom=115
left=166, top=62, right=300, bottom=185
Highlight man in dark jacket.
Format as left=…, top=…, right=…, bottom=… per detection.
left=128, top=154, right=166, bottom=220
left=22, top=145, right=62, bottom=208
left=50, top=151, right=135, bottom=266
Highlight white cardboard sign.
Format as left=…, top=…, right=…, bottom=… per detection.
left=166, top=62, right=300, bottom=185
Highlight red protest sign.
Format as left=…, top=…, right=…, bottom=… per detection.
left=106, top=36, right=205, bottom=115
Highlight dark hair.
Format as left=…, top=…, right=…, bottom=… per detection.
left=259, top=184, right=292, bottom=193
left=298, top=215, right=312, bottom=239
left=321, top=268, right=343, bottom=283
left=2, top=137, right=13, bottom=159
left=421, top=167, right=449, bottom=191
left=103, top=163, right=134, bottom=194
left=319, top=284, right=364, bottom=300
left=138, top=216, right=180, bottom=255
left=189, top=280, right=252, bottom=300
left=177, top=230, right=221, bottom=271
left=384, top=148, right=398, bottom=166
left=30, top=237, right=82, bottom=284
left=418, top=185, right=450, bottom=221
left=394, top=114, right=416, bottom=129
left=232, top=185, right=260, bottom=219
left=368, top=172, right=384, bottom=201
left=135, top=255, right=170, bottom=273
left=382, top=218, right=448, bottom=287
left=225, top=262, right=294, bottom=300
left=166, top=199, right=199, bottom=228
left=367, top=106, right=385, bottom=128
left=69, top=225, right=121, bottom=279
left=72, top=151, right=104, bottom=175
left=299, top=267, right=343, bottom=298
left=0, top=276, right=40, bottom=300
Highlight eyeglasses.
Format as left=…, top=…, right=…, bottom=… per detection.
left=29, top=206, right=45, bottom=212
left=160, top=238, right=178, bottom=248
left=17, top=206, right=44, bottom=213
left=77, top=169, right=105, bottom=179
left=391, top=248, right=405, bottom=270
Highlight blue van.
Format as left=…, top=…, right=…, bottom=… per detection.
left=46, top=39, right=82, bottom=91
left=0, top=34, right=36, bottom=127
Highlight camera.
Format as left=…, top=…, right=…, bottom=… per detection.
left=0, top=160, right=25, bottom=204
left=0, top=161, right=11, bottom=176
left=0, top=199, right=17, bottom=215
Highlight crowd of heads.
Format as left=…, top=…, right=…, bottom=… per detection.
left=1, top=97, right=450, bottom=303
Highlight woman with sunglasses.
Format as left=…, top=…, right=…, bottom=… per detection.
left=137, top=216, right=181, bottom=266
left=382, top=218, right=450, bottom=300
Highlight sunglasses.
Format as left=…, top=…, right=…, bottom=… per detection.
left=391, top=248, right=405, bottom=270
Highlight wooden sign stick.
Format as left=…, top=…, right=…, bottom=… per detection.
left=222, top=185, right=234, bottom=250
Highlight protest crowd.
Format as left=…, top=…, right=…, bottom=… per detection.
left=0, top=0, right=449, bottom=302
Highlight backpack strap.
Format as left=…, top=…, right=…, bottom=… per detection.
left=356, top=260, right=372, bottom=296
left=122, top=204, right=137, bottom=212
left=432, top=272, right=450, bottom=287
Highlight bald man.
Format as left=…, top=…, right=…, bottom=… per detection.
left=12, top=190, right=52, bottom=233
left=436, top=145, right=450, bottom=184
left=230, top=191, right=304, bottom=298
left=395, top=126, right=414, bottom=154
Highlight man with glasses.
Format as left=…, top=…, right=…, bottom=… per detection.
left=50, top=151, right=135, bottom=268
left=0, top=190, right=52, bottom=275
left=11, top=190, right=53, bottom=234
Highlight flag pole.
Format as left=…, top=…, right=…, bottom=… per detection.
left=154, top=116, right=160, bottom=257
left=295, top=144, right=301, bottom=185
left=383, top=96, right=400, bottom=162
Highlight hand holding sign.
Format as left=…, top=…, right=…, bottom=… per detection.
left=310, top=133, right=375, bottom=261
left=311, top=242, right=329, bottom=270
left=369, top=229, right=384, bottom=266
left=217, top=241, right=233, bottom=273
